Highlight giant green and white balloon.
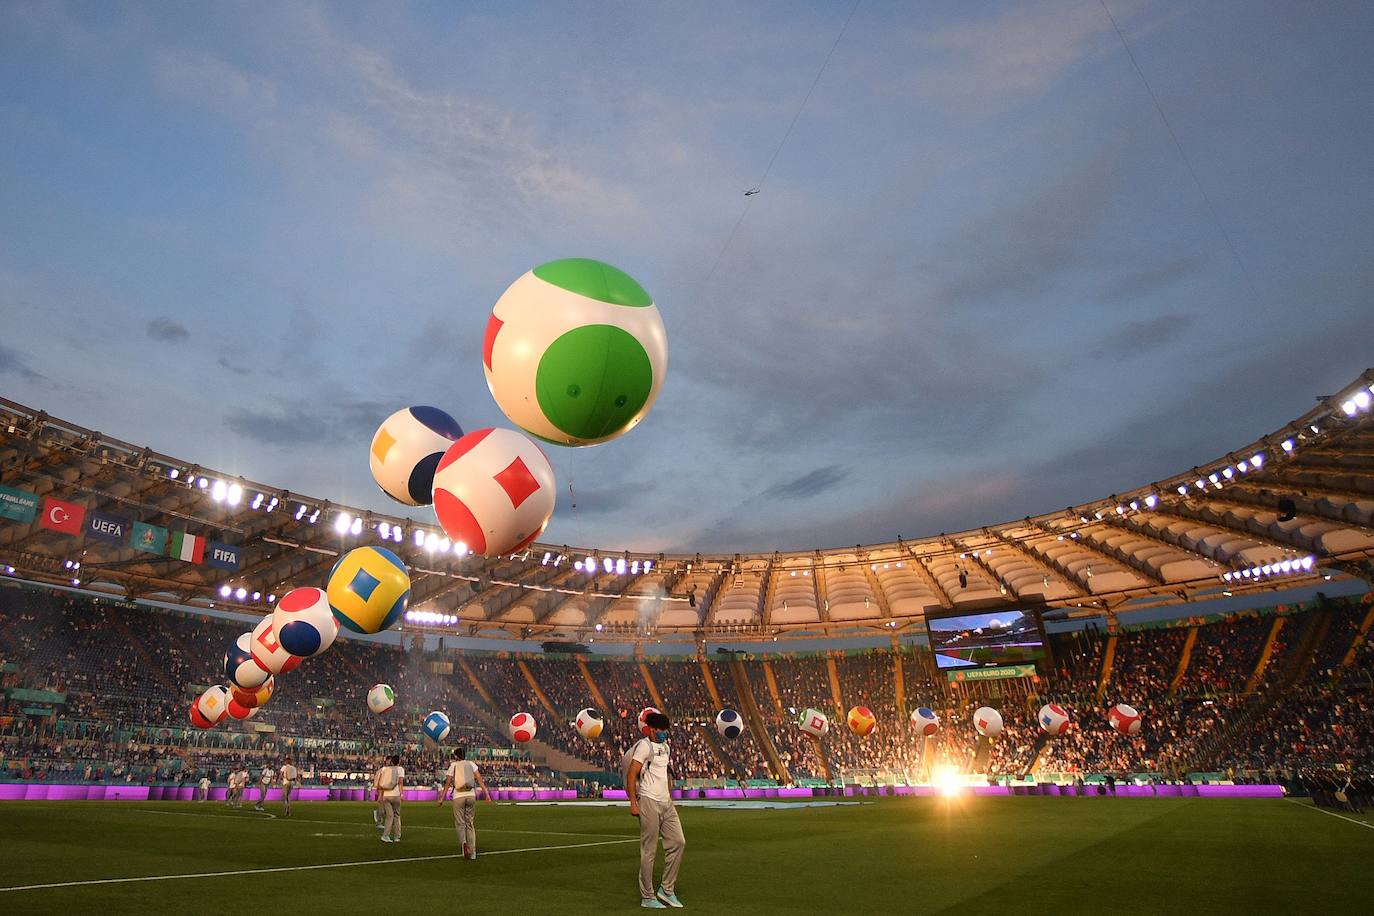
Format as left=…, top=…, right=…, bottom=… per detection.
left=481, top=258, right=668, bottom=447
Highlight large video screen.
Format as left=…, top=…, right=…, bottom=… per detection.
left=927, top=609, right=1045, bottom=669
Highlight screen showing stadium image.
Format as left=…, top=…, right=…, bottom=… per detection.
left=927, top=609, right=1046, bottom=669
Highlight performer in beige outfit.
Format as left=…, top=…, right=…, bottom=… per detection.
left=374, top=754, right=404, bottom=843
left=439, top=746, right=492, bottom=860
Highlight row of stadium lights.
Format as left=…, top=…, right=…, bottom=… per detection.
left=216, top=584, right=275, bottom=603
left=1222, top=556, right=1315, bottom=582
left=539, top=551, right=655, bottom=576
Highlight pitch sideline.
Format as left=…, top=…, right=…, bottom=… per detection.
left=0, top=837, right=638, bottom=893
left=1285, top=798, right=1374, bottom=831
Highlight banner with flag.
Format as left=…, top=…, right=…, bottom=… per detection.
left=206, top=541, right=242, bottom=571
left=168, top=530, right=206, bottom=564
left=39, top=497, right=85, bottom=536
left=0, top=485, right=39, bottom=523
left=85, top=510, right=132, bottom=544
left=130, top=521, right=168, bottom=555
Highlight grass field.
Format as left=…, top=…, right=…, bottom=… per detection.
left=1, top=797, right=1371, bottom=914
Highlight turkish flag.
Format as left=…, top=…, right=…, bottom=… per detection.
left=40, top=497, right=86, bottom=535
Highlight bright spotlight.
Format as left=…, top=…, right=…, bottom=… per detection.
left=1281, top=439, right=1295, bottom=452
left=583, top=556, right=595, bottom=572
left=334, top=513, right=351, bottom=534
left=226, top=483, right=242, bottom=506
left=219, top=585, right=231, bottom=597
left=308, top=509, right=320, bottom=524
left=168, top=468, right=180, bottom=479
left=1355, top=391, right=1372, bottom=410
left=251, top=591, right=261, bottom=601
left=295, top=505, right=307, bottom=520
left=1301, top=556, right=1315, bottom=570
left=211, top=479, right=227, bottom=502
left=439, top=537, right=451, bottom=553
left=349, top=516, right=363, bottom=536
left=415, top=529, right=426, bottom=547
left=595, top=623, right=604, bottom=632
left=197, top=477, right=209, bottom=490
left=425, top=532, right=439, bottom=552
left=1250, top=453, right=1264, bottom=468
left=251, top=492, right=264, bottom=509
left=454, top=542, right=467, bottom=556
left=603, top=557, right=614, bottom=574
left=616, top=558, right=626, bottom=575
left=379, top=522, right=391, bottom=538
left=234, top=587, right=247, bottom=600
left=933, top=765, right=962, bottom=798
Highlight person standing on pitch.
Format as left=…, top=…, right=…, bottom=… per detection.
left=225, top=767, right=241, bottom=808
left=626, top=711, right=685, bottom=909
left=371, top=754, right=387, bottom=830
left=439, top=746, right=492, bottom=860
left=375, top=753, right=404, bottom=843
left=279, top=757, right=299, bottom=817
left=197, top=774, right=211, bottom=802
left=255, top=762, right=276, bottom=811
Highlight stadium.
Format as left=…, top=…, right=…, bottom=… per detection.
left=2, top=4, right=1373, bottom=914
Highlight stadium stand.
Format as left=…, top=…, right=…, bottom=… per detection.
left=2, top=580, right=1372, bottom=795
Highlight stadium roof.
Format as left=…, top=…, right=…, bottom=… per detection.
left=2, top=369, right=1373, bottom=644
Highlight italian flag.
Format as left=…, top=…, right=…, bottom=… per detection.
left=169, top=531, right=206, bottom=564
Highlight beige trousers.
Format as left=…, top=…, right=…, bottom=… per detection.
left=382, top=797, right=402, bottom=838
left=637, top=795, right=685, bottom=899
left=452, top=796, right=476, bottom=851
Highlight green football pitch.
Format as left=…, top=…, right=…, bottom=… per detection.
left=1, top=797, right=1371, bottom=914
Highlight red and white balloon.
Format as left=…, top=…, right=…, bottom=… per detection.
left=1108, top=703, right=1142, bottom=736
left=190, top=685, right=230, bottom=729
left=250, top=615, right=303, bottom=676
left=1038, top=703, right=1071, bottom=735
left=510, top=712, right=538, bottom=743
left=431, top=428, right=556, bottom=557
left=973, top=706, right=1003, bottom=737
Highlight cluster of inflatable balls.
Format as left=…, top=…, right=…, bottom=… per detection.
left=770, top=702, right=1142, bottom=740
left=189, top=552, right=412, bottom=729
left=368, top=258, right=668, bottom=557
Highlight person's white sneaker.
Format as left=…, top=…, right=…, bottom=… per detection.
left=656, top=887, right=684, bottom=908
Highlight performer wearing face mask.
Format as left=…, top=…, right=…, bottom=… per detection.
left=626, top=711, right=685, bottom=909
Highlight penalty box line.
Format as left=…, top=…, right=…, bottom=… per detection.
left=128, top=807, right=635, bottom=837
left=0, top=837, right=638, bottom=893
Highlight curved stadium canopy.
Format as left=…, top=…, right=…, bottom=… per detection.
left=1, top=369, right=1372, bottom=644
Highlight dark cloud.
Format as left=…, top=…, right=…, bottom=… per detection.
left=930, top=152, right=1114, bottom=309
left=217, top=356, right=251, bottom=376
left=225, top=397, right=392, bottom=446
left=0, top=343, right=46, bottom=383
left=761, top=465, right=849, bottom=500
left=145, top=317, right=190, bottom=343
left=1086, top=313, right=1193, bottom=360
left=1097, top=255, right=1209, bottom=305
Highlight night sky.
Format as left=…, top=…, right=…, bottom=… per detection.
left=2, top=1, right=1370, bottom=554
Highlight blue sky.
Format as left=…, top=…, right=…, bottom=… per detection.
left=1, top=1, right=1371, bottom=554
